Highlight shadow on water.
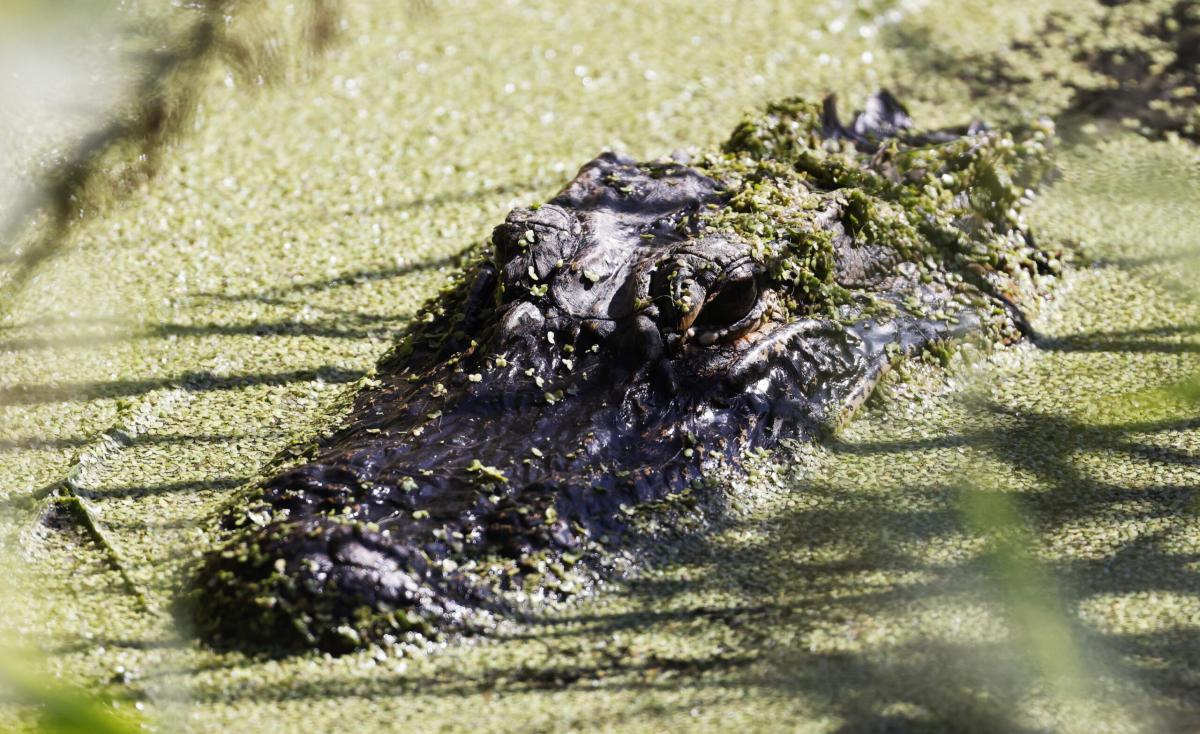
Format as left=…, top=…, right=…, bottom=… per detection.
left=0, top=431, right=285, bottom=454
left=0, top=250, right=466, bottom=352
left=81, top=476, right=247, bottom=501
left=0, top=316, right=401, bottom=352
left=11, top=255, right=1188, bottom=728
left=161, top=389, right=1199, bottom=730
left=1037, top=325, right=1200, bottom=355
left=0, top=366, right=365, bottom=406
left=196, top=251, right=463, bottom=304
left=882, top=1, right=1200, bottom=143
left=0, top=248, right=487, bottom=410
left=335, top=179, right=553, bottom=222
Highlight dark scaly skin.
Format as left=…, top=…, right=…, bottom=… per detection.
left=184, top=92, right=1060, bottom=652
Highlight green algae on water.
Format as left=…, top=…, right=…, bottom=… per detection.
left=3, top=0, right=1200, bottom=731
left=907, top=0, right=1200, bottom=141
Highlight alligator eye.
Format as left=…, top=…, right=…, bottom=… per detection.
left=695, top=278, right=758, bottom=329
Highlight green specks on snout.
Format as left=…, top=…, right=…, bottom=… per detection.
left=466, top=459, right=508, bottom=483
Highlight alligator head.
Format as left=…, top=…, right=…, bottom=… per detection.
left=186, top=92, right=1058, bottom=652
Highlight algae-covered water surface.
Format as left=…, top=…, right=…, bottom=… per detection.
left=1, top=1, right=1198, bottom=732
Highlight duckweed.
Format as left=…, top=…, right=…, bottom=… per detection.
left=1, top=0, right=1198, bottom=731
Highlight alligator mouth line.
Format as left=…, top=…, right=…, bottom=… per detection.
left=181, top=90, right=1059, bottom=653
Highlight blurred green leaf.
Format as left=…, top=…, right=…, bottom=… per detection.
left=958, top=481, right=1090, bottom=702
left=0, top=652, right=142, bottom=734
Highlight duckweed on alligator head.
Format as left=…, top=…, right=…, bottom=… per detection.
left=183, top=91, right=1063, bottom=653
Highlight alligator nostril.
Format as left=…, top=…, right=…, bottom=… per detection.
left=492, top=204, right=581, bottom=289
left=498, top=301, right=545, bottom=346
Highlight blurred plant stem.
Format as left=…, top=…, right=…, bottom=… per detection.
left=958, top=479, right=1091, bottom=702
left=0, top=0, right=349, bottom=317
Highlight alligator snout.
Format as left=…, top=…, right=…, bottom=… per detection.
left=192, top=517, right=475, bottom=651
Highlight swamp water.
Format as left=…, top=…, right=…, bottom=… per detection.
left=0, top=1, right=1197, bottom=731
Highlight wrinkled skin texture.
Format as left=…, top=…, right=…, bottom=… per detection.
left=186, top=92, right=1059, bottom=652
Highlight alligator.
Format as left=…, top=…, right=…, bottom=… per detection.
left=184, top=91, right=1060, bottom=653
